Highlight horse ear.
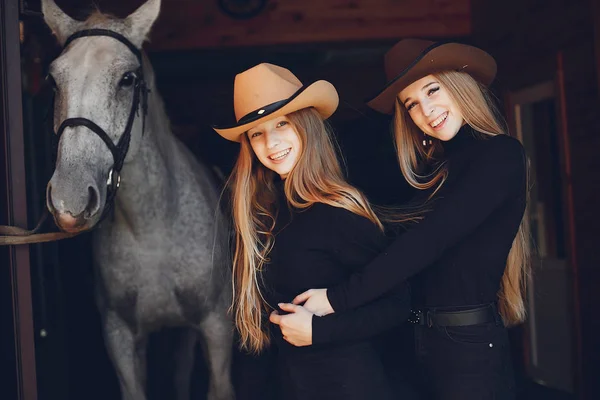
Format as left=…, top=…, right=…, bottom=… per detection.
left=42, top=0, right=80, bottom=46
left=125, top=0, right=161, bottom=48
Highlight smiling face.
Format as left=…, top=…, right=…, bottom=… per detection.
left=246, top=115, right=302, bottom=179
left=398, top=74, right=464, bottom=141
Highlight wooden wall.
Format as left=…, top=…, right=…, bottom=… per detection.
left=472, top=0, right=600, bottom=398
left=47, top=0, right=471, bottom=49
left=149, top=0, right=471, bottom=49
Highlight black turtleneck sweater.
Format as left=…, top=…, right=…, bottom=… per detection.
left=261, top=183, right=411, bottom=349
left=327, top=126, right=527, bottom=311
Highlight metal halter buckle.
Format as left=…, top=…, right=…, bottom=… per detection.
left=107, top=168, right=121, bottom=189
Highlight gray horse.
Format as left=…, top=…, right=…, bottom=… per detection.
left=41, top=1, right=234, bottom=399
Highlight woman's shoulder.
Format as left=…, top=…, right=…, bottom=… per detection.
left=310, top=203, right=380, bottom=229
left=472, top=134, right=526, bottom=166
left=309, top=203, right=388, bottom=252
left=479, top=134, right=525, bottom=154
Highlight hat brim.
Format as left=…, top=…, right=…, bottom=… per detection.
left=213, top=80, right=339, bottom=142
left=367, top=42, right=497, bottom=115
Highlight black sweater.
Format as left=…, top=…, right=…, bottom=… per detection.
left=327, top=126, right=527, bottom=311
left=261, top=183, right=411, bottom=349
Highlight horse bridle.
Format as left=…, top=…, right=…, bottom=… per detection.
left=54, top=28, right=150, bottom=222
left=0, top=29, right=150, bottom=246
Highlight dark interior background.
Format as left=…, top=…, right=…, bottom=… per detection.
left=2, top=0, right=599, bottom=399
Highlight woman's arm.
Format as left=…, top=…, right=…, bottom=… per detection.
left=270, top=283, right=410, bottom=347
left=270, top=205, right=412, bottom=346
left=311, top=282, right=410, bottom=345
left=296, top=135, right=527, bottom=314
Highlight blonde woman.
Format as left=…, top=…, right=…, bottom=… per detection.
left=213, top=63, right=414, bottom=400
left=285, top=39, right=531, bottom=399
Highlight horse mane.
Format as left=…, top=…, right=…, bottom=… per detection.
left=85, top=10, right=117, bottom=25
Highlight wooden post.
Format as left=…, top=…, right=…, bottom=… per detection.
left=592, top=0, right=600, bottom=95
left=0, top=1, right=37, bottom=399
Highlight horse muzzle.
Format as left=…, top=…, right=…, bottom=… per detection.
left=46, top=182, right=102, bottom=232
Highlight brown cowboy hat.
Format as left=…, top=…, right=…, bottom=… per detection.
left=213, top=63, right=339, bottom=142
left=366, top=39, right=497, bottom=114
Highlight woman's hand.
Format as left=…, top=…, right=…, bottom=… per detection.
left=292, top=288, right=334, bottom=316
left=269, top=303, right=314, bottom=347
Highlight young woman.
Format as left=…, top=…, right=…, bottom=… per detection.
left=283, top=39, right=531, bottom=399
left=212, top=63, right=414, bottom=400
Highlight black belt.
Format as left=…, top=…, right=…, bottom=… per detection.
left=408, top=303, right=500, bottom=327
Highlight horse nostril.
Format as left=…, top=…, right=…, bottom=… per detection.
left=46, top=184, right=56, bottom=212
left=85, top=186, right=100, bottom=218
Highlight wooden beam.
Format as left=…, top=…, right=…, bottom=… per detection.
left=50, top=0, right=471, bottom=50
left=0, top=1, right=37, bottom=399
left=152, top=0, right=470, bottom=50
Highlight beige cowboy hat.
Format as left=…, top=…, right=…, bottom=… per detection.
left=213, top=63, right=339, bottom=142
left=367, top=39, right=497, bottom=114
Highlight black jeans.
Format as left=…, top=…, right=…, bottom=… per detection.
left=414, top=320, right=516, bottom=400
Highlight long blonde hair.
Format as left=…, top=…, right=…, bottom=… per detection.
left=393, top=70, right=531, bottom=326
left=228, top=107, right=383, bottom=353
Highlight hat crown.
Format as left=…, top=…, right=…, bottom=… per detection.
left=233, top=63, right=304, bottom=121
left=383, top=39, right=436, bottom=81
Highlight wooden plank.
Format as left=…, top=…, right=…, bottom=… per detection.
left=593, top=0, right=600, bottom=95
left=472, top=1, right=600, bottom=397
left=151, top=0, right=471, bottom=49
left=0, top=1, right=37, bottom=400
left=50, top=0, right=471, bottom=50
left=556, top=51, right=582, bottom=397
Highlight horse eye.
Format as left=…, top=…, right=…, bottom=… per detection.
left=119, top=72, right=136, bottom=88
